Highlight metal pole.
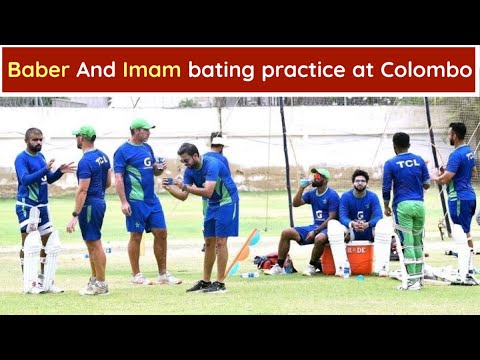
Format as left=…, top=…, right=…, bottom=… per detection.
left=425, top=97, right=451, bottom=237
left=279, top=97, right=294, bottom=227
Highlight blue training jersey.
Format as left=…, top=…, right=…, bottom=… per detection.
left=445, top=144, right=476, bottom=200
left=203, top=151, right=231, bottom=176
left=113, top=141, right=158, bottom=204
left=14, top=150, right=63, bottom=205
left=382, top=152, right=430, bottom=206
left=184, top=156, right=238, bottom=206
left=302, top=187, right=340, bottom=226
left=77, top=149, right=111, bottom=201
left=339, top=189, right=383, bottom=228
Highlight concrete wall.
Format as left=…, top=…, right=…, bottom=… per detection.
left=0, top=105, right=454, bottom=196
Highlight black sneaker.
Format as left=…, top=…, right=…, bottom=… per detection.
left=186, top=280, right=211, bottom=292
left=202, top=281, right=227, bottom=293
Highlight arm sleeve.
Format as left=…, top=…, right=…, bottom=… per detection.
left=368, top=192, right=383, bottom=227
left=382, top=162, right=392, bottom=202
left=15, top=156, right=49, bottom=186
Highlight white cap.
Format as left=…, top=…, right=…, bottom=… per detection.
left=211, top=137, right=228, bottom=147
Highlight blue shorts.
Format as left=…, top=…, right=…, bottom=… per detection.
left=294, top=225, right=327, bottom=245
left=204, top=201, right=239, bottom=238
left=16, top=204, right=52, bottom=234
left=126, top=200, right=166, bottom=233
left=449, top=199, right=476, bottom=233
left=79, top=201, right=106, bottom=241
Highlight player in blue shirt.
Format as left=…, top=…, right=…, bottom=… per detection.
left=165, top=142, right=239, bottom=294
left=201, top=136, right=231, bottom=252
left=114, top=118, right=182, bottom=286
left=66, top=125, right=112, bottom=295
left=15, top=127, right=76, bottom=293
left=266, top=168, right=340, bottom=276
left=339, top=169, right=383, bottom=241
left=430, top=122, right=477, bottom=284
left=383, top=132, right=430, bottom=290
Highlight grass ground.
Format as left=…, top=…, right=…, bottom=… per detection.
left=1, top=190, right=480, bottom=315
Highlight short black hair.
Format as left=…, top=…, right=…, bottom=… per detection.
left=352, top=169, right=369, bottom=183
left=177, top=142, right=199, bottom=157
left=25, top=127, right=42, bottom=140
left=449, top=122, right=467, bottom=140
left=393, top=132, right=410, bottom=148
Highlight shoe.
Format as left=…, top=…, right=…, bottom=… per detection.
left=397, top=280, right=423, bottom=291
left=80, top=281, right=109, bottom=296
left=463, top=274, right=480, bottom=286
left=158, top=272, right=182, bottom=285
left=78, top=277, right=96, bottom=295
left=202, top=281, right=227, bottom=293
left=25, top=284, right=45, bottom=294
left=302, top=264, right=316, bottom=276
left=265, top=264, right=286, bottom=275
left=186, top=280, right=211, bottom=292
left=201, top=243, right=206, bottom=252
left=378, top=269, right=388, bottom=277
left=46, top=283, right=64, bottom=293
left=130, top=272, right=154, bottom=285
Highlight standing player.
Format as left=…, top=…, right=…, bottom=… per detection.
left=114, top=118, right=181, bottom=286
left=164, top=142, right=239, bottom=293
left=66, top=125, right=112, bottom=295
left=200, top=135, right=231, bottom=252
left=15, top=127, right=76, bottom=293
left=383, top=132, right=430, bottom=290
left=430, top=122, right=477, bottom=284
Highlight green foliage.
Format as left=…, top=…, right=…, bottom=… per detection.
left=178, top=98, right=198, bottom=108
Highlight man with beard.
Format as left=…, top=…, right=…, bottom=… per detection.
left=114, top=118, right=182, bottom=286
left=66, top=125, right=112, bottom=295
left=383, top=132, right=430, bottom=290
left=332, top=169, right=389, bottom=277
left=430, top=122, right=477, bottom=284
left=165, top=142, right=239, bottom=293
left=15, top=127, right=76, bottom=293
left=265, top=168, right=340, bottom=276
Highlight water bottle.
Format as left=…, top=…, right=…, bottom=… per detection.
left=240, top=271, right=259, bottom=278
left=105, top=241, right=112, bottom=254
left=343, top=259, right=351, bottom=279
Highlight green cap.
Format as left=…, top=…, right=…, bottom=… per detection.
left=72, top=125, right=96, bottom=140
left=311, top=168, right=331, bottom=180
left=130, top=118, right=155, bottom=130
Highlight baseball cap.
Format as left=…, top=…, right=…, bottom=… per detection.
left=130, top=118, right=155, bottom=130
left=211, top=136, right=228, bottom=147
left=72, top=125, right=96, bottom=140
left=311, top=168, right=331, bottom=180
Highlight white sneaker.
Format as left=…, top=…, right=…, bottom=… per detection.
left=25, top=284, right=45, bottom=294
left=158, top=272, right=182, bottom=285
left=378, top=269, right=388, bottom=277
left=46, top=283, right=65, bottom=293
left=302, top=264, right=316, bottom=276
left=80, top=281, right=109, bottom=296
left=265, top=264, right=286, bottom=275
left=130, top=272, right=154, bottom=285
left=397, top=281, right=423, bottom=291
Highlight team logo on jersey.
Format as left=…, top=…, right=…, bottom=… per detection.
left=316, top=210, right=324, bottom=219
left=357, top=211, right=364, bottom=220
left=144, top=157, right=152, bottom=167
left=41, top=175, right=47, bottom=183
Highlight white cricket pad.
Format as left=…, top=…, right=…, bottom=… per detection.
left=42, top=229, right=61, bottom=292
left=373, top=218, right=392, bottom=274
left=23, top=230, right=41, bottom=293
left=327, top=220, right=348, bottom=276
left=452, top=224, right=469, bottom=282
